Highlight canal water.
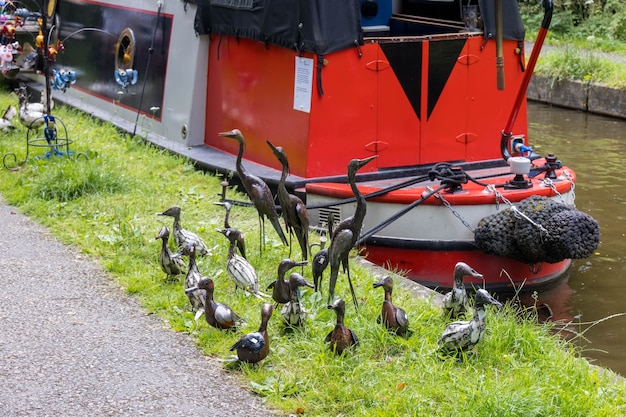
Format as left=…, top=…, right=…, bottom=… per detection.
left=524, top=101, right=626, bottom=377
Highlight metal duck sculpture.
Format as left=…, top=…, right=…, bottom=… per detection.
left=442, top=262, right=484, bottom=319
left=230, top=303, right=274, bottom=364
left=214, top=201, right=246, bottom=259
left=217, top=227, right=268, bottom=298
left=267, top=258, right=309, bottom=306
left=325, top=298, right=359, bottom=355
left=180, top=243, right=206, bottom=321
left=438, top=288, right=503, bottom=355
left=155, top=226, right=186, bottom=281
left=327, top=155, right=377, bottom=310
left=280, top=272, right=315, bottom=327
left=186, top=277, right=243, bottom=330
left=15, top=86, right=44, bottom=130
left=311, top=212, right=334, bottom=293
left=218, top=129, right=288, bottom=254
left=373, top=275, right=410, bottom=337
left=266, top=139, right=310, bottom=261
left=158, top=206, right=210, bottom=256
left=0, top=104, right=16, bottom=132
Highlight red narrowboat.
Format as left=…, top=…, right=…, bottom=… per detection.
left=8, top=0, right=598, bottom=291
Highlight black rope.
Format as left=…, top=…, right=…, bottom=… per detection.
left=305, top=174, right=431, bottom=210
left=132, top=1, right=162, bottom=137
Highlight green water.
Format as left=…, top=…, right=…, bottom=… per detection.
left=526, top=101, right=626, bottom=376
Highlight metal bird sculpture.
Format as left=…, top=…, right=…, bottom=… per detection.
left=230, top=303, right=274, bottom=364
left=155, top=226, right=186, bottom=281
left=186, top=277, right=243, bottom=330
left=373, top=275, right=410, bottom=337
left=438, top=289, right=503, bottom=355
left=213, top=201, right=246, bottom=259
left=325, top=298, right=359, bottom=355
left=442, top=262, right=484, bottom=319
left=158, top=206, right=210, bottom=256
left=180, top=243, right=205, bottom=321
left=217, top=228, right=268, bottom=298
left=266, top=139, right=310, bottom=261
left=15, top=84, right=44, bottom=130
left=327, top=155, right=377, bottom=310
left=0, top=104, right=17, bottom=132
left=280, top=272, right=314, bottom=327
left=311, top=212, right=334, bottom=293
left=218, top=129, right=288, bottom=254
left=267, top=258, right=308, bottom=306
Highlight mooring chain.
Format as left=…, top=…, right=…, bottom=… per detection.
left=486, top=184, right=550, bottom=237
left=486, top=184, right=513, bottom=210
left=510, top=206, right=550, bottom=238
left=541, top=171, right=576, bottom=206
left=563, top=170, right=576, bottom=204
left=427, top=186, right=475, bottom=232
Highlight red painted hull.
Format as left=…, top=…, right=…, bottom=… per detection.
left=363, top=245, right=571, bottom=292
left=306, top=161, right=577, bottom=290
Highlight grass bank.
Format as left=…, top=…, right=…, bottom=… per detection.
left=1, top=89, right=625, bottom=416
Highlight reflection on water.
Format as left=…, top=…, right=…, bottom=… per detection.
left=525, top=101, right=626, bottom=376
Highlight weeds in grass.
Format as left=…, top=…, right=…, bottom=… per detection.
left=1, top=90, right=625, bottom=416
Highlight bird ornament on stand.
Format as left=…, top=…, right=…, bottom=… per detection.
left=214, top=201, right=246, bottom=259
left=267, top=258, right=308, bottom=306
left=311, top=212, right=334, bottom=293
left=438, top=289, right=503, bottom=355
left=230, top=303, right=274, bottom=364
left=158, top=206, right=210, bottom=256
left=217, top=227, right=268, bottom=298
left=327, top=155, right=377, bottom=311
left=442, top=262, right=484, bottom=319
left=325, top=298, right=359, bottom=355
left=373, top=275, right=410, bottom=337
left=180, top=243, right=205, bottom=321
left=280, top=272, right=314, bottom=328
left=218, top=129, right=288, bottom=255
left=186, top=277, right=243, bottom=330
left=0, top=104, right=16, bottom=132
left=14, top=83, right=44, bottom=130
left=266, top=139, right=310, bottom=261
left=155, top=226, right=186, bottom=281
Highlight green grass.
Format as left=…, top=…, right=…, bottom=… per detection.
left=1, top=88, right=625, bottom=416
left=535, top=47, right=626, bottom=89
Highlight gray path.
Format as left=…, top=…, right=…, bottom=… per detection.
left=0, top=197, right=277, bottom=417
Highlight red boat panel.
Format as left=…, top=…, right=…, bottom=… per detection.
left=205, top=37, right=311, bottom=175
left=204, top=34, right=529, bottom=179
left=363, top=245, right=571, bottom=291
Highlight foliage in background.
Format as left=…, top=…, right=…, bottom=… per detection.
left=520, top=0, right=626, bottom=47
left=519, top=0, right=626, bottom=87
left=1, top=88, right=626, bottom=416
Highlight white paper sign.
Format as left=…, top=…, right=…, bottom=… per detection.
left=293, top=57, right=313, bottom=113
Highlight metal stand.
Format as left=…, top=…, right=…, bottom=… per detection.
left=2, top=0, right=86, bottom=170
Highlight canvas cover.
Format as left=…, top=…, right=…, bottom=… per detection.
left=478, top=0, right=525, bottom=41
left=190, top=0, right=364, bottom=55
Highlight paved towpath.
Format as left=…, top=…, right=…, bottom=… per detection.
left=0, top=197, right=277, bottom=417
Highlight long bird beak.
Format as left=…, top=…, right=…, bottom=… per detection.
left=356, top=154, right=378, bottom=168
left=185, top=286, right=199, bottom=294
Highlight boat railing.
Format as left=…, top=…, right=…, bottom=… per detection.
left=387, top=13, right=470, bottom=37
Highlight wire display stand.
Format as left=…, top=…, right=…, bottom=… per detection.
left=2, top=0, right=85, bottom=171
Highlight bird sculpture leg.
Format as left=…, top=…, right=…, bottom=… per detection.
left=345, top=264, right=359, bottom=313
left=259, top=215, right=264, bottom=256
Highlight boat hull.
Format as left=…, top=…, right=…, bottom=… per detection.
left=306, top=160, right=577, bottom=290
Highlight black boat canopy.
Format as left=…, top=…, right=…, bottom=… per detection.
left=479, top=0, right=525, bottom=41
left=189, top=0, right=524, bottom=55
left=190, top=0, right=363, bottom=55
